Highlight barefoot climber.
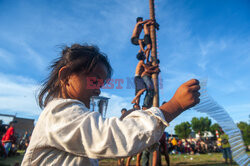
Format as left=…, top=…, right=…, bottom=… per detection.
left=131, top=17, right=159, bottom=63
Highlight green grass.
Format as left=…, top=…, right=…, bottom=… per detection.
left=0, top=150, right=25, bottom=166
left=0, top=152, right=249, bottom=166
left=168, top=153, right=237, bottom=166
left=99, top=153, right=240, bottom=166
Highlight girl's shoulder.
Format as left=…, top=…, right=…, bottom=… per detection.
left=44, top=98, right=88, bottom=113
left=39, top=98, right=92, bottom=123
left=48, top=98, right=85, bottom=106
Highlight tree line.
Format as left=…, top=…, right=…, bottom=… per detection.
left=174, top=117, right=250, bottom=146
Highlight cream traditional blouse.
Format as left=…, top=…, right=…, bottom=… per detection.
left=22, top=98, right=168, bottom=166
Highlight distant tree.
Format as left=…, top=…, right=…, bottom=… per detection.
left=0, top=120, right=2, bottom=125
left=210, top=123, right=221, bottom=138
left=174, top=122, right=191, bottom=139
left=237, top=121, right=250, bottom=146
left=191, top=117, right=211, bottom=136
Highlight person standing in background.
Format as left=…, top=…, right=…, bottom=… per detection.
left=2, top=121, right=15, bottom=156
left=220, top=129, right=232, bottom=165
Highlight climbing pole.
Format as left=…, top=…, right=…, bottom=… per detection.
left=149, top=0, right=160, bottom=165
left=149, top=0, right=159, bottom=108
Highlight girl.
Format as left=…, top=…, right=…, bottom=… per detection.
left=22, top=43, right=200, bottom=166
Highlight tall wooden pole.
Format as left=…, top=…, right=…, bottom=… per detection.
left=149, top=0, right=159, bottom=165
left=149, top=0, right=159, bottom=108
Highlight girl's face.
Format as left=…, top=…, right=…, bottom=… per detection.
left=65, top=63, right=108, bottom=108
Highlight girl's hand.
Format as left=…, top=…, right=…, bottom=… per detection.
left=171, top=79, right=200, bottom=111
left=160, top=79, right=200, bottom=123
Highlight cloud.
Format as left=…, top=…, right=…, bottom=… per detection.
left=0, top=48, right=15, bottom=66
left=0, top=34, right=47, bottom=73
left=208, top=77, right=250, bottom=96
left=159, top=69, right=200, bottom=100
left=0, top=73, right=133, bottom=121
left=23, top=43, right=44, bottom=61
left=197, top=40, right=217, bottom=71
left=0, top=0, right=249, bottom=132
left=0, top=73, right=41, bottom=119
left=225, top=103, right=250, bottom=123
left=18, top=41, right=47, bottom=72
left=221, top=80, right=249, bottom=94
left=0, top=0, right=149, bottom=64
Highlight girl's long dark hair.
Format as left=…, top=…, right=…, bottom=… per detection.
left=38, top=43, right=113, bottom=108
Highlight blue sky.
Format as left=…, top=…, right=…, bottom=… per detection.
left=0, top=0, right=249, bottom=133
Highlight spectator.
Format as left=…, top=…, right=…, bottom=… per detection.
left=0, top=138, right=6, bottom=158
left=171, top=137, right=178, bottom=154
left=177, top=139, right=184, bottom=154
left=168, top=138, right=173, bottom=153
left=158, top=132, right=170, bottom=166
left=19, top=131, right=29, bottom=150
left=190, top=139, right=196, bottom=154
left=2, top=121, right=15, bottom=156
left=220, top=130, right=232, bottom=164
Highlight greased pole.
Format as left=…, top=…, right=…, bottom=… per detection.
left=149, top=0, right=160, bottom=165
left=149, top=0, right=159, bottom=108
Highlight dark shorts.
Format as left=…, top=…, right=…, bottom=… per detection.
left=142, top=75, right=154, bottom=90
left=134, top=76, right=146, bottom=95
left=131, top=37, right=139, bottom=45
left=144, top=34, right=151, bottom=45
left=222, top=147, right=232, bottom=159
left=131, top=37, right=146, bottom=48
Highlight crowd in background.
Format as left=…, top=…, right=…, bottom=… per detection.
left=0, top=120, right=234, bottom=165
left=116, top=131, right=225, bottom=166
left=166, top=136, right=222, bottom=155
left=0, top=122, right=30, bottom=159
left=0, top=123, right=222, bottom=158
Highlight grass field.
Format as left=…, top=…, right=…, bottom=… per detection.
left=99, top=153, right=240, bottom=166
left=0, top=152, right=249, bottom=166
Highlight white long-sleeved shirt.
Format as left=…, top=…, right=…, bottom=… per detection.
left=22, top=98, right=168, bottom=166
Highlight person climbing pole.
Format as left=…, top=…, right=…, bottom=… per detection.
left=132, top=52, right=147, bottom=108
left=141, top=61, right=160, bottom=109
left=131, top=17, right=159, bottom=63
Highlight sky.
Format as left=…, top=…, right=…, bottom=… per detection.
left=0, top=0, right=249, bottom=133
